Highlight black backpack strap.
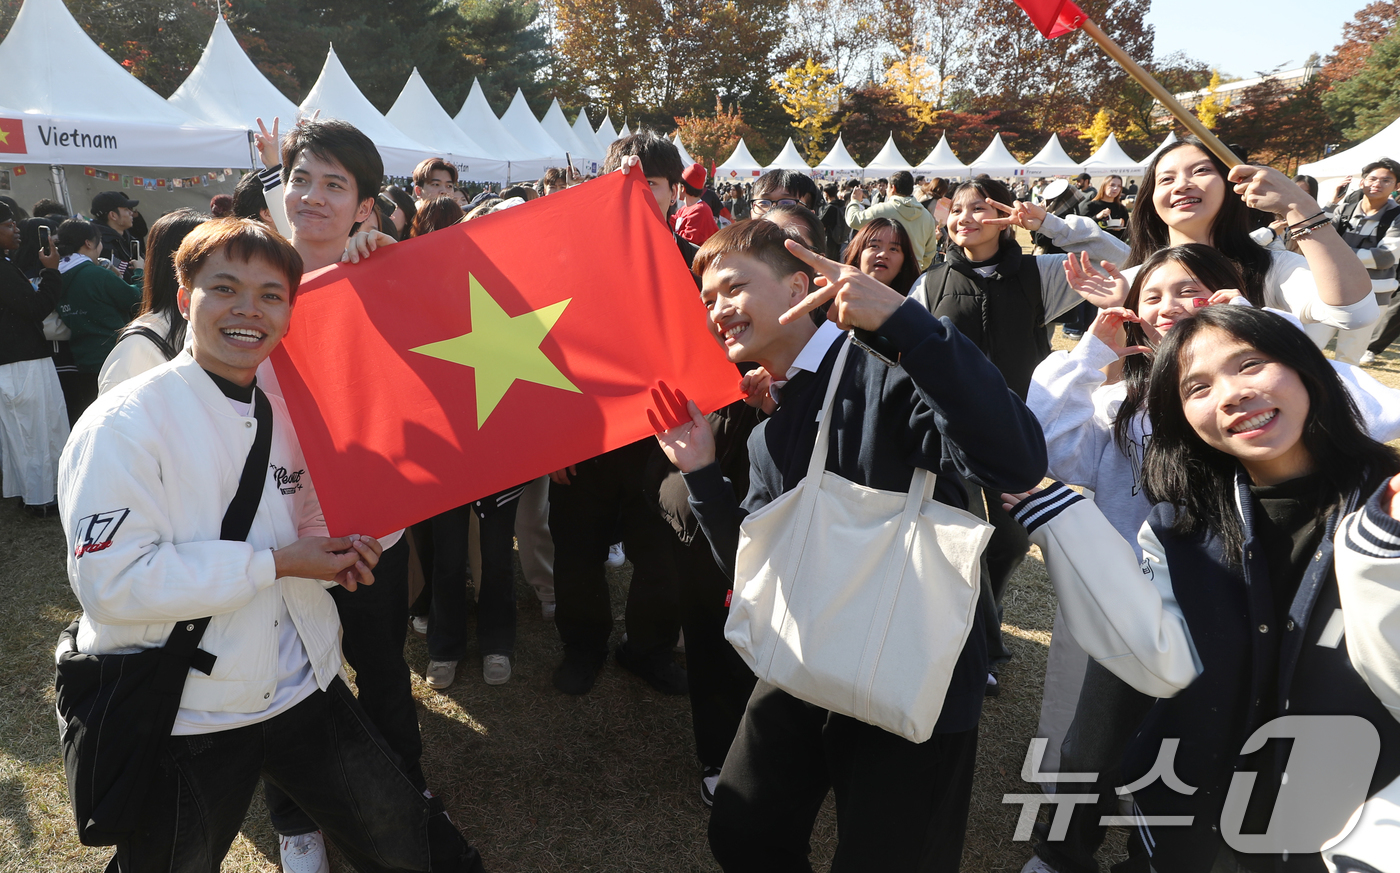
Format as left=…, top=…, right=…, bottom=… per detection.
left=116, top=325, right=178, bottom=361
left=178, top=386, right=274, bottom=676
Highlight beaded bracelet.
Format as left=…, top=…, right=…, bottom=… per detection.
left=1287, top=211, right=1327, bottom=231
left=1286, top=216, right=1332, bottom=242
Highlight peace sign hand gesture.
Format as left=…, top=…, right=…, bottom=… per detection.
left=778, top=240, right=905, bottom=331
left=254, top=117, right=280, bottom=169
left=980, top=199, right=1048, bottom=233
left=1064, top=251, right=1130, bottom=307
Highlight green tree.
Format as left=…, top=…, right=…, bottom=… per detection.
left=1323, top=25, right=1400, bottom=142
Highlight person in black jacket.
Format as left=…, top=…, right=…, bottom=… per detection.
left=0, top=201, right=67, bottom=515
left=90, top=191, right=145, bottom=283
left=653, top=219, right=1046, bottom=871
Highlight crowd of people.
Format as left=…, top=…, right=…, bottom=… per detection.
left=2, top=112, right=1400, bottom=873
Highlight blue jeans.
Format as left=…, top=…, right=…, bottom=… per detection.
left=106, top=678, right=484, bottom=873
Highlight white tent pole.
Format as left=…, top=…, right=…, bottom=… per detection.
left=50, top=165, right=71, bottom=214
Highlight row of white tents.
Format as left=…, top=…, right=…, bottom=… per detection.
left=714, top=130, right=1173, bottom=181
left=0, top=0, right=1393, bottom=212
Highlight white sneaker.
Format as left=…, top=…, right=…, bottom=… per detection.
left=279, top=830, right=330, bottom=873
left=606, top=542, right=626, bottom=567
left=541, top=601, right=556, bottom=621
left=483, top=654, right=511, bottom=685
left=425, top=660, right=457, bottom=690
left=1361, top=350, right=1377, bottom=365
left=410, top=615, right=428, bottom=635
left=1019, top=855, right=1060, bottom=873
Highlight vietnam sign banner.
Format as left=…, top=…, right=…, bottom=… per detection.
left=272, top=171, right=744, bottom=537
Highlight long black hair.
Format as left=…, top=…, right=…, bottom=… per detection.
left=946, top=177, right=1018, bottom=247
left=139, top=208, right=207, bottom=353
left=1127, top=138, right=1273, bottom=306
left=1113, top=244, right=1247, bottom=455
left=1142, top=305, right=1399, bottom=561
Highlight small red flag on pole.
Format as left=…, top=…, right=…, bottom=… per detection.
left=271, top=171, right=743, bottom=537
left=1010, top=1, right=1241, bottom=167
left=1012, top=0, right=1086, bottom=39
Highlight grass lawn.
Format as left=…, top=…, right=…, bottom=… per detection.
left=5, top=332, right=1398, bottom=871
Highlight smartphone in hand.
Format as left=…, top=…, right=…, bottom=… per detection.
left=131, top=240, right=141, bottom=261
left=38, top=225, right=50, bottom=249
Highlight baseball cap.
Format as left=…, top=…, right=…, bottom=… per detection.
left=91, top=191, right=138, bottom=216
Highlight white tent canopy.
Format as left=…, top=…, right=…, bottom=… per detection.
left=540, top=98, right=600, bottom=170
left=453, top=79, right=550, bottom=181
left=766, top=138, right=811, bottom=171
left=595, top=113, right=618, bottom=145
left=716, top=138, right=764, bottom=178
left=1141, top=132, right=1179, bottom=170
left=968, top=134, right=1026, bottom=177
left=169, top=16, right=299, bottom=131
left=816, top=136, right=863, bottom=172
left=1022, top=134, right=1083, bottom=176
left=863, top=135, right=914, bottom=173
left=571, top=109, right=607, bottom=165
left=1081, top=133, right=1145, bottom=177
left=673, top=134, right=696, bottom=169
left=299, top=46, right=438, bottom=177
left=0, top=0, right=250, bottom=168
left=915, top=134, right=968, bottom=178
left=1299, top=116, right=1400, bottom=178
left=498, top=89, right=566, bottom=164
left=386, top=69, right=508, bottom=182
left=618, top=121, right=631, bottom=138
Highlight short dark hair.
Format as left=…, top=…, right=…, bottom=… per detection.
left=889, top=171, right=914, bottom=196
left=56, top=218, right=101, bottom=257
left=209, top=194, right=234, bottom=218
left=693, top=219, right=815, bottom=288
left=603, top=130, right=684, bottom=185
left=175, top=217, right=304, bottom=298
left=383, top=185, right=417, bottom=229
left=413, top=157, right=458, bottom=188
left=280, top=118, right=383, bottom=204
left=1362, top=158, right=1400, bottom=180
left=233, top=171, right=269, bottom=222
left=753, top=170, right=818, bottom=207
left=1144, top=305, right=1400, bottom=562
left=763, top=203, right=827, bottom=256
left=948, top=178, right=1019, bottom=243
left=32, top=199, right=67, bottom=219
left=542, top=167, right=569, bottom=188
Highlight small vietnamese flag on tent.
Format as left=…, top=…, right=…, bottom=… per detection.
left=271, top=171, right=743, bottom=537
left=0, top=117, right=26, bottom=154
left=1013, top=0, right=1086, bottom=38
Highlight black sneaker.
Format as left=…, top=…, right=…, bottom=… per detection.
left=21, top=500, right=59, bottom=519
left=985, top=672, right=1002, bottom=698
left=615, top=643, right=688, bottom=695
left=552, top=648, right=605, bottom=695
left=700, top=765, right=721, bottom=808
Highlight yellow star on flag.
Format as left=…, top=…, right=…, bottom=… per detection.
left=0, top=127, right=9, bottom=145
left=411, top=274, right=580, bottom=427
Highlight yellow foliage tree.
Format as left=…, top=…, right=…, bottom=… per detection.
left=884, top=51, right=946, bottom=128
left=1081, top=109, right=1113, bottom=151
left=771, top=58, right=843, bottom=160
left=1196, top=69, right=1231, bottom=129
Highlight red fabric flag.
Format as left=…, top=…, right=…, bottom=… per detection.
left=0, top=117, right=26, bottom=154
left=1013, top=0, right=1086, bottom=38
left=271, top=171, right=744, bottom=537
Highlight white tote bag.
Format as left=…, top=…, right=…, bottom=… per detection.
left=724, top=337, right=994, bottom=743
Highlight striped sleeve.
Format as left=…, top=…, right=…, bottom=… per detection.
left=1343, top=487, right=1400, bottom=560
left=1011, top=482, right=1086, bottom=535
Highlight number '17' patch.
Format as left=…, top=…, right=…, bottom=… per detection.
left=73, top=509, right=131, bottom=557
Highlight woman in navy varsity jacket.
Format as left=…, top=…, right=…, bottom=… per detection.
left=1007, top=305, right=1400, bottom=872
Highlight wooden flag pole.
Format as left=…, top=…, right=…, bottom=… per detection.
left=1079, top=18, right=1243, bottom=168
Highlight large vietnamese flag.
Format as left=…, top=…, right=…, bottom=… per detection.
left=272, top=171, right=743, bottom=537
left=1013, top=0, right=1086, bottom=38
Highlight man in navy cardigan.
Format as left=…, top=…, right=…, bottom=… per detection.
left=652, top=219, right=1047, bottom=871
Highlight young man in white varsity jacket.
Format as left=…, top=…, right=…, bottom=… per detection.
left=58, top=218, right=485, bottom=872
left=653, top=219, right=1047, bottom=871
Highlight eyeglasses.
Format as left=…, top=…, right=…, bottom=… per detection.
left=1363, top=175, right=1397, bottom=187
left=752, top=198, right=797, bottom=209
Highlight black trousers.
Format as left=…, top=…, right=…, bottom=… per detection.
left=708, top=681, right=979, bottom=872
left=426, top=501, right=519, bottom=660
left=1369, top=292, right=1400, bottom=356
left=676, top=534, right=757, bottom=767
left=969, top=484, right=1027, bottom=668
left=548, top=440, right=680, bottom=657
left=109, top=678, right=482, bottom=873
left=266, top=537, right=423, bottom=835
